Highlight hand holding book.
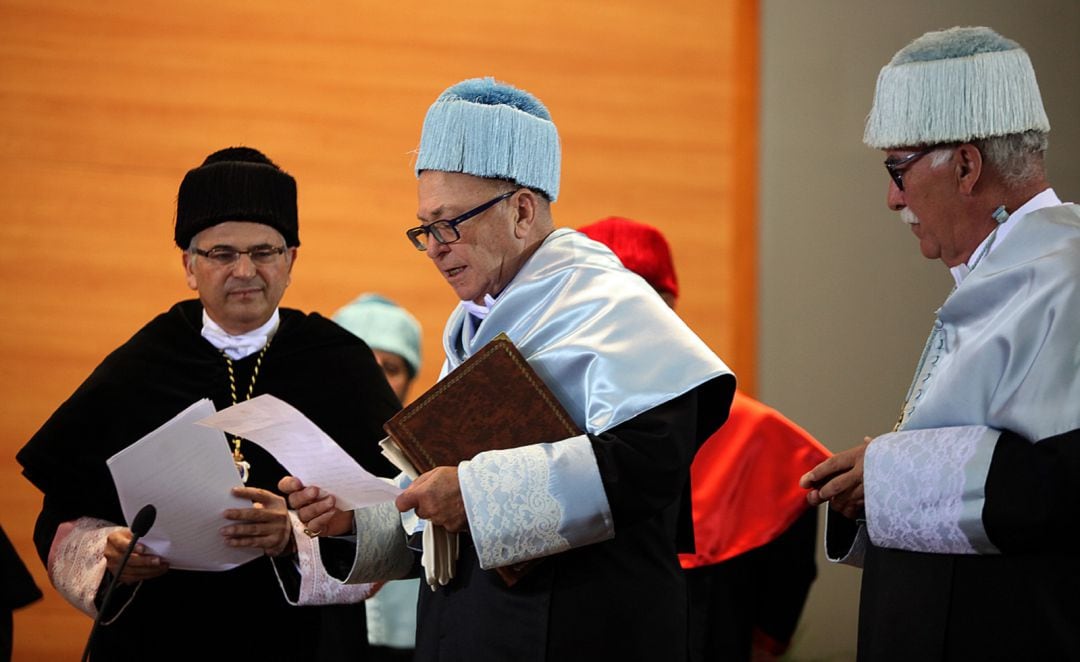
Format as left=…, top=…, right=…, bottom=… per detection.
left=381, top=334, right=581, bottom=587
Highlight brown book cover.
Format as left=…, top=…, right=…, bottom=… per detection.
left=384, top=333, right=580, bottom=473
left=383, top=333, right=581, bottom=585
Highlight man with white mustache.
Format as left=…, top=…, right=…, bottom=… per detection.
left=801, top=26, right=1080, bottom=660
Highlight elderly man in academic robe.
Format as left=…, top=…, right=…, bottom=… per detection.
left=285, top=78, right=736, bottom=662
left=800, top=27, right=1080, bottom=661
left=17, top=147, right=400, bottom=661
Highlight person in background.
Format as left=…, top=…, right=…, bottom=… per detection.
left=16, top=147, right=399, bottom=661
left=802, top=26, right=1080, bottom=660
left=331, top=293, right=422, bottom=662
left=578, top=216, right=828, bottom=661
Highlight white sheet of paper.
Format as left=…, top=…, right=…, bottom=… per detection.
left=106, top=399, right=261, bottom=571
left=197, top=394, right=402, bottom=509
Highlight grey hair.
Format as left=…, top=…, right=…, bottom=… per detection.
left=974, top=131, right=1048, bottom=185
left=929, top=131, right=1048, bottom=185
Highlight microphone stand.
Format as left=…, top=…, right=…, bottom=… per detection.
left=80, top=504, right=157, bottom=662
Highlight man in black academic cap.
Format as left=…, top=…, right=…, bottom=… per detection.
left=18, top=147, right=400, bottom=661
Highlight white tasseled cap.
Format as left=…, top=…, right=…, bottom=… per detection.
left=864, top=26, right=1050, bottom=149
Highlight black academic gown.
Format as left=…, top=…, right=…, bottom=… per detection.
left=412, top=375, right=735, bottom=662
left=17, top=300, right=400, bottom=662
left=1, top=525, right=42, bottom=662
left=684, top=508, right=818, bottom=661
left=845, top=427, right=1080, bottom=661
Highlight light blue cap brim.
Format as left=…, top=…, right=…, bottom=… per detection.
left=416, top=77, right=561, bottom=201
left=332, top=294, right=422, bottom=375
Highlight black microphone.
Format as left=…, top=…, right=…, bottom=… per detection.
left=80, top=504, right=157, bottom=662
left=129, top=504, right=157, bottom=538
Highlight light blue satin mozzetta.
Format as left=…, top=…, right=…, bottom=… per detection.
left=900, top=204, right=1080, bottom=442
left=855, top=204, right=1080, bottom=558
left=450, top=228, right=733, bottom=568
left=442, top=228, right=733, bottom=434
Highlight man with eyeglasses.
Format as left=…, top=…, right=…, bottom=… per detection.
left=18, top=146, right=400, bottom=660
left=799, top=27, right=1080, bottom=660
left=285, top=78, right=736, bottom=661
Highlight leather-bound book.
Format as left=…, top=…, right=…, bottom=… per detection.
left=383, top=333, right=581, bottom=585
left=383, top=333, right=580, bottom=474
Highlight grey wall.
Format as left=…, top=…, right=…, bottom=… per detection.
left=760, top=2, right=1080, bottom=659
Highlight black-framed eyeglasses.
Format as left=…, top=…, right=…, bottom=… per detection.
left=883, top=149, right=933, bottom=191
left=406, top=190, right=517, bottom=251
left=191, top=245, right=288, bottom=266
left=884, top=144, right=960, bottom=191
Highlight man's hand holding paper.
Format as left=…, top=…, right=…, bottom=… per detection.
left=222, top=486, right=295, bottom=557
left=199, top=394, right=403, bottom=511
left=279, top=476, right=355, bottom=538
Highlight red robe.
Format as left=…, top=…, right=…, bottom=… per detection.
left=680, top=391, right=829, bottom=659
left=681, top=391, right=829, bottom=568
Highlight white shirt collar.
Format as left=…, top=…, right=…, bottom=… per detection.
left=461, top=293, right=498, bottom=320
left=950, top=188, right=1062, bottom=286
left=201, top=308, right=280, bottom=359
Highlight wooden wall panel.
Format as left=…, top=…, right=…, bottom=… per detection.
left=0, top=1, right=757, bottom=657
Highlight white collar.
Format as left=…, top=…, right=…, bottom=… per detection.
left=461, top=293, right=498, bottom=320
left=950, top=188, right=1062, bottom=286
left=201, top=309, right=280, bottom=359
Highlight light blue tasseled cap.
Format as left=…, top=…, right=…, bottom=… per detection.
left=332, top=294, right=422, bottom=376
left=415, top=77, right=561, bottom=201
left=864, top=26, right=1050, bottom=149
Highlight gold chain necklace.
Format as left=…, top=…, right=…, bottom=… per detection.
left=223, top=341, right=271, bottom=483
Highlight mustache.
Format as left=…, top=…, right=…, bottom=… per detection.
left=225, top=278, right=266, bottom=292
left=900, top=208, right=920, bottom=225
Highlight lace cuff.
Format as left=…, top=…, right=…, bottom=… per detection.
left=48, top=517, right=135, bottom=618
left=339, top=501, right=414, bottom=585
left=865, top=425, right=1001, bottom=554
left=459, top=434, right=614, bottom=570
left=271, top=511, right=377, bottom=606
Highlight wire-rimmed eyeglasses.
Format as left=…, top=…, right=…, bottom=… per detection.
left=191, top=245, right=288, bottom=266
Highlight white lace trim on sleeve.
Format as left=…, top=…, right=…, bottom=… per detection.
left=460, top=434, right=614, bottom=570
left=48, top=517, right=133, bottom=618
left=865, top=425, right=1001, bottom=554
left=273, top=511, right=377, bottom=606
